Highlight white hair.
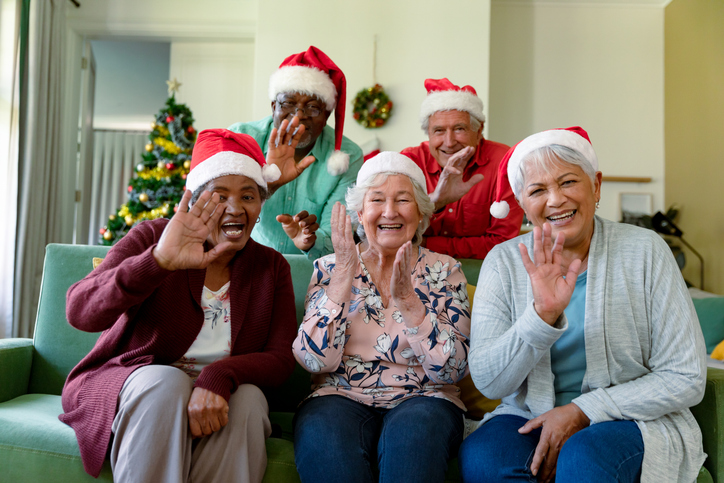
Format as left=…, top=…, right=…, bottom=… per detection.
left=421, top=111, right=481, bottom=133
left=345, top=172, right=434, bottom=245
left=514, top=144, right=597, bottom=201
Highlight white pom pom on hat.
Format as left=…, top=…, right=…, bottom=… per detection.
left=186, top=129, right=277, bottom=194
left=489, top=126, right=597, bottom=219
left=268, top=46, right=350, bottom=176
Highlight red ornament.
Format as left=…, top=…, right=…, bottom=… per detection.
left=187, top=126, right=195, bottom=134
left=127, top=186, right=133, bottom=193
left=173, top=205, right=179, bottom=213
left=99, top=228, right=106, bottom=235
left=166, top=115, right=174, bottom=123
left=353, top=113, right=360, bottom=120
left=165, top=163, right=175, bottom=170
left=181, top=173, right=187, bottom=180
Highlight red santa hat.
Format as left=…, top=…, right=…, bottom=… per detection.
left=356, top=151, right=427, bottom=190
left=268, top=46, right=349, bottom=176
left=489, top=126, right=598, bottom=219
left=186, top=129, right=280, bottom=194
left=419, top=78, right=486, bottom=126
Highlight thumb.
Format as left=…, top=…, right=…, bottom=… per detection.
left=297, top=155, right=316, bottom=173
left=465, top=173, right=485, bottom=188
left=276, top=214, right=293, bottom=225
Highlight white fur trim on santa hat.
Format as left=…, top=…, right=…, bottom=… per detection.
left=490, top=200, right=510, bottom=219
left=268, top=65, right=337, bottom=111
left=419, top=90, right=485, bottom=126
left=327, top=150, right=349, bottom=176
left=507, top=130, right=598, bottom=198
left=356, top=151, right=426, bottom=189
left=186, top=152, right=266, bottom=193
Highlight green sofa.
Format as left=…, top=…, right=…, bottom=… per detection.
left=0, top=243, right=721, bottom=482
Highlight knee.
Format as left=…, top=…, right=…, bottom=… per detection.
left=557, top=430, right=598, bottom=472
left=228, top=384, right=269, bottom=422
left=124, top=365, right=193, bottom=407
left=458, top=435, right=495, bottom=483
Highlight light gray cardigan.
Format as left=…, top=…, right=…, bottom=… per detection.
left=469, top=216, right=707, bottom=482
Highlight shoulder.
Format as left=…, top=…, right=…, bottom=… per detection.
left=401, top=142, right=429, bottom=159
left=595, top=217, right=666, bottom=255
left=480, top=138, right=511, bottom=162
left=244, top=239, right=291, bottom=274
left=227, top=117, right=273, bottom=145
left=419, top=247, right=463, bottom=273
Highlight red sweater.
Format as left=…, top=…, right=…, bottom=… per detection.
left=59, top=219, right=297, bottom=477
left=401, top=139, right=524, bottom=260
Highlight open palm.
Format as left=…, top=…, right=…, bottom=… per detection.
left=266, top=116, right=315, bottom=193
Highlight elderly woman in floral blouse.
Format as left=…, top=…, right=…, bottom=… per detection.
left=292, top=151, right=471, bottom=483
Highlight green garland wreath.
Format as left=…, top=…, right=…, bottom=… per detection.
left=352, top=84, right=393, bottom=128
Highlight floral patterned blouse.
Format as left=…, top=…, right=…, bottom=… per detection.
left=292, top=245, right=471, bottom=409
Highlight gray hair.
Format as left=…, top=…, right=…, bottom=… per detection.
left=345, top=172, right=434, bottom=245
left=514, top=144, right=597, bottom=200
left=421, top=111, right=482, bottom=134
left=190, top=180, right=270, bottom=206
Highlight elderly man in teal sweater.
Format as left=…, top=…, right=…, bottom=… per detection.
left=229, top=46, right=362, bottom=260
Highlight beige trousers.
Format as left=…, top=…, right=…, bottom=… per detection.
left=110, top=365, right=271, bottom=483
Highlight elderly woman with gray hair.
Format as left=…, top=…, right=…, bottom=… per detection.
left=292, top=151, right=472, bottom=482
left=459, top=127, right=706, bottom=483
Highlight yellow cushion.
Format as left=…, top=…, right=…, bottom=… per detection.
left=712, top=339, right=724, bottom=361
left=92, top=257, right=104, bottom=269
left=459, top=283, right=501, bottom=419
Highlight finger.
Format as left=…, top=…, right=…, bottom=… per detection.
left=566, top=258, right=582, bottom=289
left=293, top=211, right=310, bottom=222
left=189, top=190, right=211, bottom=216
left=531, top=225, right=545, bottom=265
left=189, top=417, right=202, bottom=438
left=442, top=165, right=462, bottom=176
left=199, top=192, right=221, bottom=224
left=518, top=242, right=537, bottom=275
left=529, top=438, right=550, bottom=476
left=297, top=155, right=316, bottom=172
left=550, top=231, right=566, bottom=269
left=177, top=189, right=193, bottom=213
left=303, top=222, right=320, bottom=234
left=518, top=416, right=542, bottom=434
left=539, top=451, right=558, bottom=483
left=542, top=223, right=553, bottom=264
left=209, top=415, right=222, bottom=433
left=199, top=417, right=212, bottom=436
left=276, top=118, right=290, bottom=147
left=276, top=213, right=293, bottom=224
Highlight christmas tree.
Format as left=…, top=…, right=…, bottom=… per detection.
left=99, top=79, right=197, bottom=245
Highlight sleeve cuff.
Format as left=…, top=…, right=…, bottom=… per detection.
left=513, top=301, right=567, bottom=350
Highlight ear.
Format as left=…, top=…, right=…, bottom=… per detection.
left=476, top=120, right=485, bottom=140
left=593, top=171, right=603, bottom=200
left=324, top=109, right=332, bottom=122
left=271, top=100, right=276, bottom=113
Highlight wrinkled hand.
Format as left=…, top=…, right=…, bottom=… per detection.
left=153, top=190, right=232, bottom=271
left=518, top=403, right=590, bottom=482
left=277, top=210, right=319, bottom=252
left=390, top=241, right=425, bottom=327
left=429, top=146, right=483, bottom=211
left=187, top=387, right=229, bottom=439
left=518, top=223, right=581, bottom=325
left=266, top=116, right=316, bottom=193
left=330, top=202, right=356, bottom=272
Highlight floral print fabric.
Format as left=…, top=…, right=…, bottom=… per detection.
left=172, top=282, right=232, bottom=379
left=293, top=246, right=471, bottom=409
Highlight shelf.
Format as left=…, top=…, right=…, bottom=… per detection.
left=602, top=176, right=652, bottom=183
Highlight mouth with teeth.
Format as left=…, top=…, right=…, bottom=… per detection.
left=221, top=222, right=245, bottom=238
left=547, top=210, right=576, bottom=223
left=378, top=224, right=403, bottom=231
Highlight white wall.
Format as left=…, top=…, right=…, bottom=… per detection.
left=490, top=2, right=665, bottom=223
left=253, top=0, right=492, bottom=154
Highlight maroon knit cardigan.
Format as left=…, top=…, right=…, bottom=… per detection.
left=59, top=219, right=297, bottom=477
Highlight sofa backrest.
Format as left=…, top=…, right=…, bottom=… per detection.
left=29, top=244, right=111, bottom=395
left=28, top=243, right=482, bottom=401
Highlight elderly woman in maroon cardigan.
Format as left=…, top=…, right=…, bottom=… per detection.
left=60, top=123, right=314, bottom=483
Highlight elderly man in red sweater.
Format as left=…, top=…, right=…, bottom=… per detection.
left=401, top=78, right=524, bottom=260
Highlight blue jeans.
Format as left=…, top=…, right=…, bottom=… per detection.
left=459, top=414, right=643, bottom=483
left=294, top=395, right=464, bottom=483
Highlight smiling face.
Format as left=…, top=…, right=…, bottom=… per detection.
left=271, top=92, right=331, bottom=150
left=426, top=110, right=483, bottom=167
left=519, top=157, right=602, bottom=256
left=358, top=174, right=422, bottom=255
left=203, top=175, right=263, bottom=251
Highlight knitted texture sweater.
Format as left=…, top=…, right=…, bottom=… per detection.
left=59, top=219, right=297, bottom=477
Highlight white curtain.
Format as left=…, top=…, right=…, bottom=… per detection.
left=88, top=130, right=147, bottom=245
left=0, top=0, right=21, bottom=339
left=12, top=0, right=66, bottom=338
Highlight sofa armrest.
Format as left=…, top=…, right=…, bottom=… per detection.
left=691, top=367, right=724, bottom=483
left=0, top=338, right=33, bottom=403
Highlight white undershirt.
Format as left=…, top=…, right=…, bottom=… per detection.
left=172, top=282, right=232, bottom=380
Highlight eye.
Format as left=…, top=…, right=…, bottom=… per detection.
left=528, top=188, right=543, bottom=197
left=562, top=179, right=577, bottom=186
left=217, top=195, right=227, bottom=202
left=243, top=195, right=255, bottom=201
left=280, top=101, right=295, bottom=110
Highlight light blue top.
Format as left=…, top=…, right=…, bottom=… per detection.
left=228, top=116, right=363, bottom=260
left=551, top=270, right=587, bottom=407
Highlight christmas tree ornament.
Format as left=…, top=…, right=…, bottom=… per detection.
left=109, top=214, right=116, bottom=221
left=166, top=115, right=174, bottom=124
left=161, top=205, right=169, bottom=215
left=139, top=193, right=149, bottom=203
left=183, top=160, right=191, bottom=169
left=166, top=78, right=182, bottom=96
left=127, top=186, right=133, bottom=193
left=99, top=228, right=106, bottom=235
left=136, top=164, right=145, bottom=173
left=145, top=143, right=153, bottom=152
left=165, top=162, right=175, bottom=171
left=157, top=161, right=166, bottom=169
left=103, top=231, right=113, bottom=241
left=124, top=215, right=134, bottom=226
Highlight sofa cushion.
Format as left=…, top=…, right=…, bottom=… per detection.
left=692, top=296, right=724, bottom=353
left=0, top=394, right=113, bottom=482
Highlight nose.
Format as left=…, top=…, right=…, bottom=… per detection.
left=443, top=129, right=455, bottom=147
left=293, top=106, right=309, bottom=120
left=224, top=196, right=244, bottom=216
left=382, top=199, right=398, bottom=219
left=547, top=186, right=566, bottom=207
